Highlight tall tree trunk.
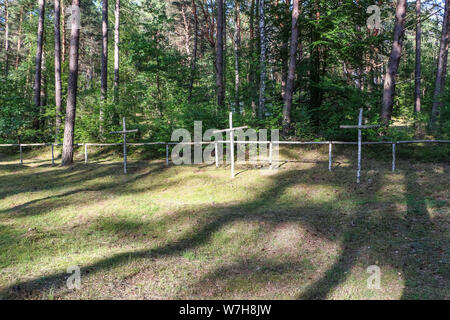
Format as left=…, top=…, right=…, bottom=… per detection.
left=249, top=0, right=257, bottom=116
left=4, top=0, right=9, bottom=75
left=234, top=0, right=241, bottom=110
left=114, top=0, right=120, bottom=104
left=310, top=0, right=321, bottom=125
left=55, top=0, right=63, bottom=141
left=381, top=0, right=407, bottom=124
left=62, top=0, right=81, bottom=165
left=15, top=7, right=23, bottom=70
left=181, top=4, right=191, bottom=56
left=223, top=4, right=227, bottom=107
left=100, top=0, right=108, bottom=135
left=62, top=0, right=66, bottom=64
left=414, top=0, right=422, bottom=113
left=25, top=45, right=31, bottom=90
left=216, top=0, right=225, bottom=107
left=430, top=0, right=450, bottom=128
left=33, top=0, right=45, bottom=130
left=282, top=0, right=300, bottom=135
left=280, top=0, right=290, bottom=99
left=258, top=0, right=266, bottom=119
left=155, top=34, right=163, bottom=116
left=188, top=0, right=198, bottom=101
left=40, top=49, right=47, bottom=129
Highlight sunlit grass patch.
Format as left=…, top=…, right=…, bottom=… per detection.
left=0, top=146, right=448, bottom=299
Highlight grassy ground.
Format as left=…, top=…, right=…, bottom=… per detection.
left=0, top=145, right=448, bottom=299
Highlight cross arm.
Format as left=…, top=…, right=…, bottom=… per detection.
left=212, top=126, right=248, bottom=134
left=339, top=124, right=381, bottom=129
left=109, top=129, right=139, bottom=134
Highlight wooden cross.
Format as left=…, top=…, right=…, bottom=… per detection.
left=213, top=112, right=248, bottom=179
left=340, top=108, right=381, bottom=183
left=110, top=117, right=138, bottom=174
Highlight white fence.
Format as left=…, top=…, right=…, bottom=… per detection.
left=1, top=140, right=449, bottom=172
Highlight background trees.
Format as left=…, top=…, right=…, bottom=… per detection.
left=415, top=0, right=422, bottom=114
left=0, top=0, right=449, bottom=147
left=282, top=0, right=300, bottom=135
left=54, top=0, right=62, bottom=139
left=61, top=0, right=81, bottom=165
left=33, top=0, right=45, bottom=131
left=381, top=0, right=407, bottom=124
left=431, top=0, right=450, bottom=128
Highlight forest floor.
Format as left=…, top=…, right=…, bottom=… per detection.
left=0, top=145, right=448, bottom=299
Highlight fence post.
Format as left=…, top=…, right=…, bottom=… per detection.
left=269, top=142, right=273, bottom=170
left=19, top=144, right=23, bottom=164
left=166, top=143, right=169, bottom=166
left=328, top=142, right=332, bottom=172
left=392, top=142, right=396, bottom=172
left=51, top=144, right=55, bottom=165
left=230, top=132, right=235, bottom=179
left=84, top=144, right=88, bottom=164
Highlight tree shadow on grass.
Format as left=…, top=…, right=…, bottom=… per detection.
left=0, top=163, right=171, bottom=218
left=0, top=164, right=121, bottom=200
left=297, top=165, right=448, bottom=299
left=0, top=160, right=170, bottom=200
left=0, top=161, right=448, bottom=299
left=399, top=166, right=449, bottom=299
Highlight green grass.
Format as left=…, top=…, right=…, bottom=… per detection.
left=0, top=146, right=448, bottom=299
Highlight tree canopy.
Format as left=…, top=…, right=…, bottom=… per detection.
left=0, top=0, right=449, bottom=147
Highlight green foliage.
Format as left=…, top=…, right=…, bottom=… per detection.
left=0, top=0, right=449, bottom=147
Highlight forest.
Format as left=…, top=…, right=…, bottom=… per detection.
left=0, top=0, right=449, bottom=164
left=0, top=0, right=449, bottom=302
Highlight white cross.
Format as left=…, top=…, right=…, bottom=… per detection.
left=110, top=117, right=138, bottom=174
left=213, top=112, right=248, bottom=179
left=340, top=108, right=381, bottom=183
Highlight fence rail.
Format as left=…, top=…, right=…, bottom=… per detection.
left=1, top=140, right=449, bottom=172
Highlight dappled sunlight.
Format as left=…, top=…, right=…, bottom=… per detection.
left=431, top=166, right=445, bottom=174
left=2, top=0, right=450, bottom=302
left=377, top=172, right=406, bottom=199
left=325, top=265, right=405, bottom=300
left=0, top=147, right=448, bottom=299
left=283, top=183, right=339, bottom=205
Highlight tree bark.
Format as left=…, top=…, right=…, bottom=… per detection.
left=223, top=5, right=227, bottom=106
left=181, top=4, right=191, bottom=56
left=40, top=49, right=47, bottom=129
left=114, top=0, right=120, bottom=104
left=155, top=34, right=163, bottom=116
left=100, top=0, right=108, bottom=135
left=15, top=7, right=23, bottom=70
left=62, top=0, right=66, bottom=64
left=258, top=0, right=266, bottom=119
left=282, top=0, right=300, bottom=135
left=55, top=0, right=63, bottom=140
left=414, top=0, right=421, bottom=113
left=234, top=0, right=241, bottom=110
left=249, top=0, right=257, bottom=116
left=430, top=0, right=450, bottom=128
left=62, top=0, right=81, bottom=165
left=188, top=0, right=198, bottom=101
left=216, top=0, right=225, bottom=107
left=280, top=0, right=290, bottom=99
left=381, top=0, right=407, bottom=124
left=4, top=0, right=9, bottom=75
left=309, top=0, right=321, bottom=124
left=33, top=0, right=46, bottom=130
